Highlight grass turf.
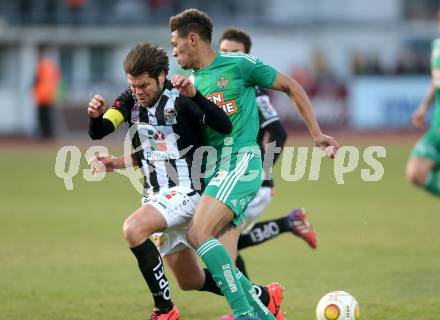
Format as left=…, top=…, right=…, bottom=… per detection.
left=1, top=137, right=439, bottom=319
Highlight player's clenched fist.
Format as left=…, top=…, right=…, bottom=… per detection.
left=87, top=94, right=106, bottom=118
left=171, top=75, right=196, bottom=97
left=313, top=133, right=340, bottom=159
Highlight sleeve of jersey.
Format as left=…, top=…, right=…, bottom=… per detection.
left=240, top=57, right=278, bottom=89
left=107, top=88, right=134, bottom=125
left=88, top=115, right=115, bottom=140
left=103, top=108, right=125, bottom=128
left=189, top=91, right=233, bottom=135
left=89, top=89, right=133, bottom=139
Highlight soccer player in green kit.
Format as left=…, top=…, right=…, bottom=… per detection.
left=169, top=9, right=340, bottom=320
left=406, top=9, right=440, bottom=197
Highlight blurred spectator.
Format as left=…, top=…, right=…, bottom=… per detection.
left=285, top=52, right=348, bottom=129
left=291, top=67, right=317, bottom=95
left=33, top=47, right=61, bottom=139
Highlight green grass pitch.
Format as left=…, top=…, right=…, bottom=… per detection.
left=1, top=136, right=439, bottom=319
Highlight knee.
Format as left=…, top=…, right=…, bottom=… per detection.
left=405, top=165, right=427, bottom=186
left=122, top=217, right=137, bottom=244
left=123, top=216, right=150, bottom=246
left=186, top=226, right=209, bottom=249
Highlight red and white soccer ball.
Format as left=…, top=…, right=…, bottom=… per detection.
left=316, top=291, right=360, bottom=320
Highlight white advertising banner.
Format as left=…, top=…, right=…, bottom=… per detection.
left=349, top=76, right=431, bottom=130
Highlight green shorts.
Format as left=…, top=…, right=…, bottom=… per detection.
left=411, top=127, right=440, bottom=163
left=203, top=152, right=262, bottom=226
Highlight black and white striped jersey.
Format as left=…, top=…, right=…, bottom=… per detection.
left=255, top=87, right=287, bottom=188
left=256, top=87, right=280, bottom=134
left=110, top=80, right=211, bottom=194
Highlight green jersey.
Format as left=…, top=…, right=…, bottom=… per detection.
left=411, top=39, right=440, bottom=163
left=193, top=52, right=277, bottom=152
left=431, top=38, right=440, bottom=128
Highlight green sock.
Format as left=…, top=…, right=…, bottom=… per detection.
left=236, top=270, right=276, bottom=320
left=197, top=238, right=255, bottom=318
left=424, top=168, right=440, bottom=196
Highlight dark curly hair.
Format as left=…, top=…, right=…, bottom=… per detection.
left=169, top=8, right=213, bottom=42
left=123, top=43, right=169, bottom=78
left=220, top=27, right=252, bottom=54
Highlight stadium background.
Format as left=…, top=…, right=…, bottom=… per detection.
left=1, top=0, right=439, bottom=319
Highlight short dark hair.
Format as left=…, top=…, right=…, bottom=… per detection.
left=169, top=8, right=213, bottom=42
left=220, top=27, right=252, bottom=54
left=123, top=43, right=169, bottom=78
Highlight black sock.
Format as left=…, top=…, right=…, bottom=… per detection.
left=238, top=216, right=292, bottom=250
left=235, top=254, right=249, bottom=279
left=253, top=285, right=270, bottom=307
left=130, top=239, right=173, bottom=311
left=200, top=268, right=270, bottom=307
left=199, top=268, right=222, bottom=295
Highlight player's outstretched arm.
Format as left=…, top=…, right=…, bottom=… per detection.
left=271, top=71, right=340, bottom=157
left=88, top=154, right=138, bottom=175
left=412, top=81, right=435, bottom=129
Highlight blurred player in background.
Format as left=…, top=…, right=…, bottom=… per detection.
left=170, top=8, right=339, bottom=320
left=219, top=28, right=318, bottom=286
left=33, top=46, right=60, bottom=139
left=406, top=9, right=440, bottom=198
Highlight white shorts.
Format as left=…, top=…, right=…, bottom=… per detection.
left=141, top=185, right=200, bottom=256
left=240, top=186, right=273, bottom=234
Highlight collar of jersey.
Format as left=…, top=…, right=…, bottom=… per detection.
left=193, top=52, right=220, bottom=73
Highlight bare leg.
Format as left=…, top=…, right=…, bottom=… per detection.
left=406, top=157, right=435, bottom=186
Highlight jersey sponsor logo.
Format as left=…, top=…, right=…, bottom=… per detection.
left=163, top=190, right=177, bottom=199
left=209, top=170, right=228, bottom=186
left=145, top=128, right=167, bottom=152
left=206, top=91, right=237, bottom=115
left=216, top=74, right=229, bottom=89
left=139, top=124, right=181, bottom=161
left=164, top=106, right=177, bottom=125
left=144, top=151, right=180, bottom=161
